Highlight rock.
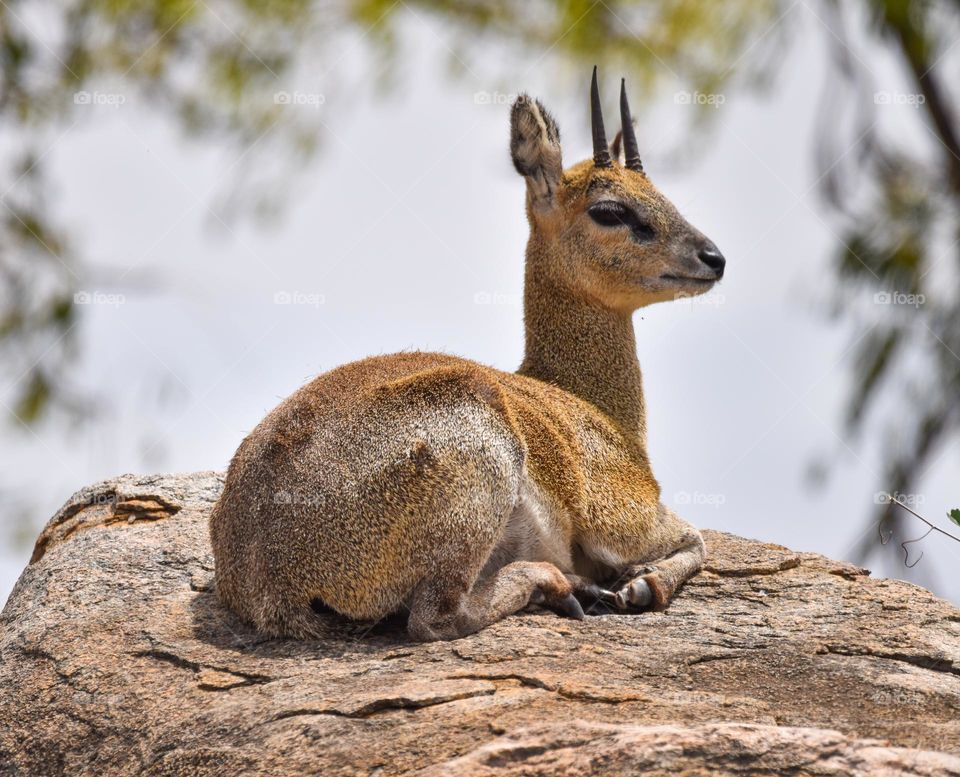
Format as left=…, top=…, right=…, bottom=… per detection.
left=426, top=721, right=960, bottom=776
left=1, top=471, right=958, bottom=776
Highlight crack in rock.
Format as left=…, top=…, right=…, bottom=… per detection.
left=31, top=494, right=181, bottom=563
left=819, top=645, right=959, bottom=676
left=704, top=557, right=802, bottom=578
left=133, top=648, right=274, bottom=690
left=267, top=680, right=497, bottom=721
left=448, top=673, right=656, bottom=706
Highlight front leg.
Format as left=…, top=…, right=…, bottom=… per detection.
left=612, top=504, right=706, bottom=611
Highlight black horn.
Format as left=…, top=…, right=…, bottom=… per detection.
left=619, top=78, right=643, bottom=173
left=591, top=66, right=612, bottom=168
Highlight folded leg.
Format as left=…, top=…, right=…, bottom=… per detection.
left=407, top=559, right=582, bottom=641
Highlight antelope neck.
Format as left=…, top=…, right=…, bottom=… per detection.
left=518, top=264, right=647, bottom=440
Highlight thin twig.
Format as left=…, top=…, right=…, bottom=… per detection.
left=887, top=496, right=960, bottom=544
left=883, top=495, right=960, bottom=568
left=901, top=526, right=933, bottom=568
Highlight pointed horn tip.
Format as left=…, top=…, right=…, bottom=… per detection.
left=590, top=66, right=612, bottom=168
left=618, top=77, right=644, bottom=173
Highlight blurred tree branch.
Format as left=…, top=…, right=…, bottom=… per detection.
left=0, top=0, right=783, bottom=427
left=810, top=0, right=960, bottom=574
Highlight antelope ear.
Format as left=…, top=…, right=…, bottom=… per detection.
left=510, top=95, right=563, bottom=209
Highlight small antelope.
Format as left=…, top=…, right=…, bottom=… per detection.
left=210, top=69, right=725, bottom=641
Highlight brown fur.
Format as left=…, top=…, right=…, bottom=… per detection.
left=210, top=84, right=724, bottom=641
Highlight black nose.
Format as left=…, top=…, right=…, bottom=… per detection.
left=698, top=245, right=726, bottom=278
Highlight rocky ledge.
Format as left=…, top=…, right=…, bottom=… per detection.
left=1, top=472, right=959, bottom=775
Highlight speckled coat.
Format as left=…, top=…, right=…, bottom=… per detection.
left=210, top=77, right=724, bottom=641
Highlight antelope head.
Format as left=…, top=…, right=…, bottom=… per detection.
left=510, top=67, right=725, bottom=313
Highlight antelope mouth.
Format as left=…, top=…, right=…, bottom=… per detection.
left=659, top=274, right=716, bottom=286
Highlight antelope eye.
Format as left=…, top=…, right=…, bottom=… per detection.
left=587, top=201, right=656, bottom=241
left=588, top=201, right=631, bottom=227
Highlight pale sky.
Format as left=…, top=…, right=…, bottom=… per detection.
left=2, top=7, right=957, bottom=605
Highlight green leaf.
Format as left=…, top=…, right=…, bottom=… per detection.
left=949, top=509, right=960, bottom=527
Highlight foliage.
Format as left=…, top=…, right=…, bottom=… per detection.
left=812, top=0, right=960, bottom=569
left=0, top=0, right=783, bottom=425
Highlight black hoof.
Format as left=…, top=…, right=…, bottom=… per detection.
left=550, top=592, right=585, bottom=620
left=614, top=578, right=652, bottom=611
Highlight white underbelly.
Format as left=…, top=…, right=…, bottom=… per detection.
left=483, top=478, right=574, bottom=575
